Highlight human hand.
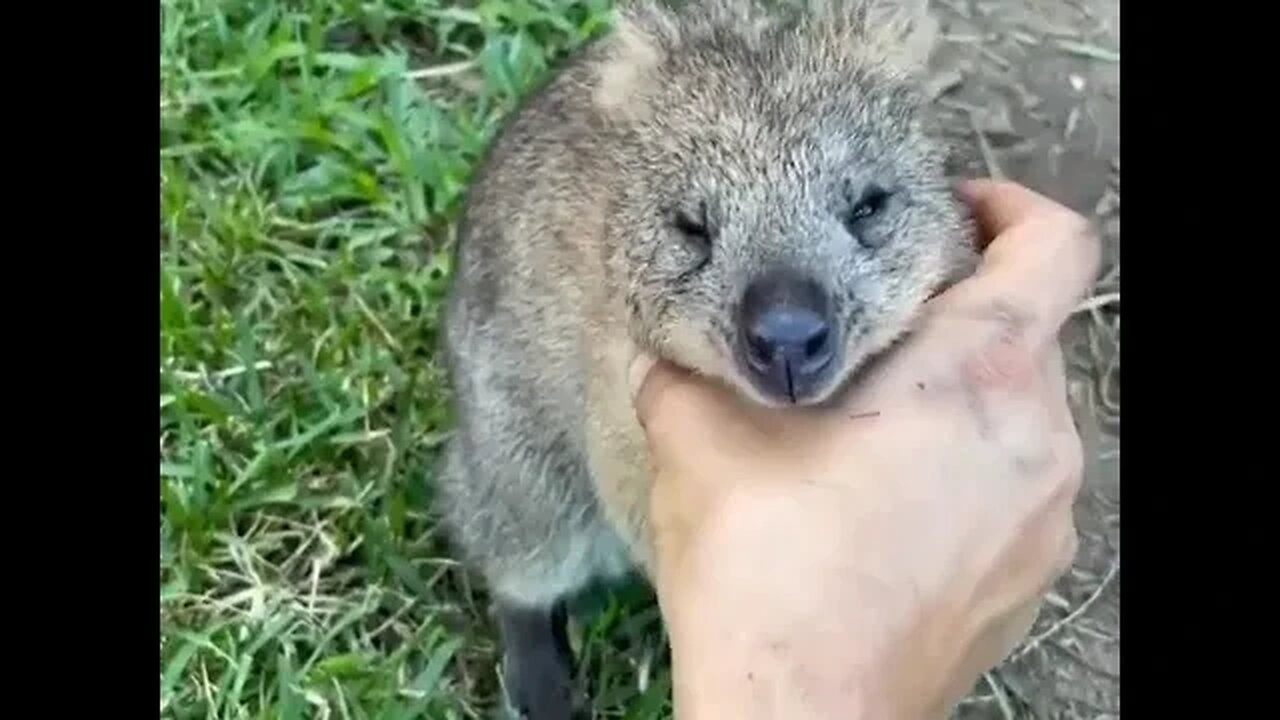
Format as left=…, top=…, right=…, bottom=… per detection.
left=630, top=179, right=1101, bottom=719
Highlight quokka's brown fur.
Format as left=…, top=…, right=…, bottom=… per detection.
left=433, top=0, right=979, bottom=716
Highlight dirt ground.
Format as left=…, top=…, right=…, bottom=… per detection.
left=924, top=0, right=1120, bottom=717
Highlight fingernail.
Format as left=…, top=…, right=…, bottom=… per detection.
left=628, top=352, right=656, bottom=402
left=953, top=177, right=982, bottom=202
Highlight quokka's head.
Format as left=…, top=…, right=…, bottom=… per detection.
left=593, top=0, right=979, bottom=407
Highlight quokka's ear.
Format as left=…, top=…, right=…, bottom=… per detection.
left=855, top=0, right=940, bottom=74
left=591, top=1, right=681, bottom=121
left=870, top=0, right=942, bottom=70
left=806, top=0, right=941, bottom=75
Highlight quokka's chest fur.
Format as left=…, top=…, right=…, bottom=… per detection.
left=581, top=331, right=661, bottom=574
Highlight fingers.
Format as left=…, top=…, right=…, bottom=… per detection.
left=955, top=179, right=1063, bottom=244
left=627, top=352, right=660, bottom=412
left=629, top=354, right=723, bottom=431
left=628, top=353, right=758, bottom=457
left=1042, top=343, right=1076, bottom=433
left=936, top=180, right=1102, bottom=351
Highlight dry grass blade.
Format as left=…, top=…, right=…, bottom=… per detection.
left=405, top=60, right=479, bottom=80
left=1055, top=40, right=1120, bottom=63
left=968, top=110, right=1006, bottom=181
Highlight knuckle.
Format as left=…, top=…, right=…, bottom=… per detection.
left=1068, top=459, right=1085, bottom=495
left=1046, top=460, right=1084, bottom=511
left=1062, top=436, right=1086, bottom=494
left=1058, top=212, right=1103, bottom=272
left=961, top=329, right=1039, bottom=392
left=1058, top=434, right=1085, bottom=486
left=1063, top=468, right=1084, bottom=501
left=1058, top=528, right=1080, bottom=575
left=1037, top=199, right=1091, bottom=235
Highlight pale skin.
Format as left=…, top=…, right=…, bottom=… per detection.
left=628, top=179, right=1101, bottom=719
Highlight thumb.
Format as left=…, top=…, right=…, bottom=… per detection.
left=955, top=179, right=1060, bottom=245
left=628, top=353, right=760, bottom=456
left=929, top=179, right=1100, bottom=351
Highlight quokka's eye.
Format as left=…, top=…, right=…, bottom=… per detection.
left=841, top=184, right=894, bottom=249
left=844, top=184, right=891, bottom=225
left=669, top=200, right=714, bottom=275
left=675, top=198, right=716, bottom=252
left=673, top=205, right=711, bottom=247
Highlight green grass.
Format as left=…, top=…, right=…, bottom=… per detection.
left=159, top=1, right=672, bottom=717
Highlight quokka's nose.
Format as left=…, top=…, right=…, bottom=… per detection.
left=737, top=271, right=836, bottom=403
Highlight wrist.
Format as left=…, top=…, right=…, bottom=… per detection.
left=661, top=588, right=901, bottom=720
left=652, top=486, right=918, bottom=719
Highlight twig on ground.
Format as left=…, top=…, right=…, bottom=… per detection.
left=969, top=111, right=1006, bottom=181
left=1073, top=292, right=1119, bottom=315
left=936, top=0, right=970, bottom=19
left=977, top=44, right=1013, bottom=69
left=1012, top=555, right=1120, bottom=662
left=1056, top=40, right=1120, bottom=63
left=984, top=672, right=1017, bottom=720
